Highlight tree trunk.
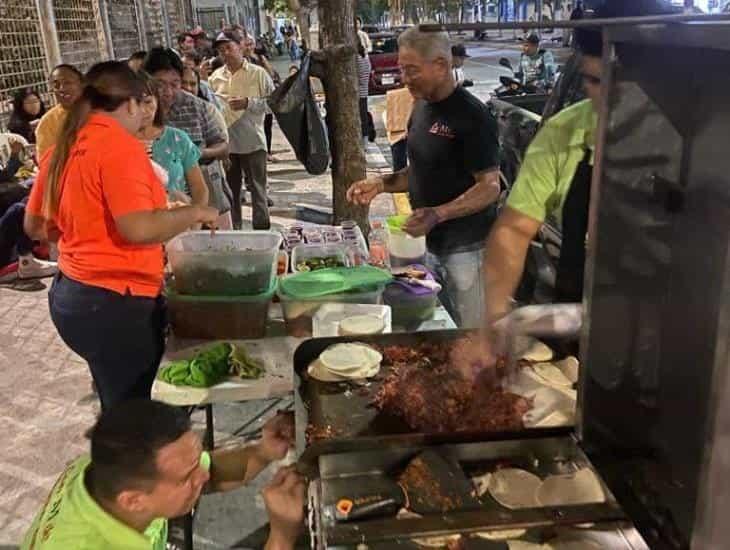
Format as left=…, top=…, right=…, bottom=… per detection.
left=316, top=0, right=368, bottom=228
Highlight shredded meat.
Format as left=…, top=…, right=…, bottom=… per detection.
left=375, top=363, right=474, bottom=432
left=374, top=338, right=532, bottom=433
left=398, top=454, right=465, bottom=513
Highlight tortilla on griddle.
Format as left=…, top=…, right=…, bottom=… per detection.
left=411, top=534, right=461, bottom=548
left=555, top=356, right=579, bottom=384
left=531, top=363, right=573, bottom=388
left=307, top=358, right=379, bottom=382
left=532, top=409, right=574, bottom=428
left=536, top=468, right=605, bottom=507
left=474, top=529, right=527, bottom=541
left=488, top=468, right=541, bottom=509
left=320, top=343, right=382, bottom=373
left=519, top=339, right=554, bottom=362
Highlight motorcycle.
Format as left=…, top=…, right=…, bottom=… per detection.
left=491, top=57, right=551, bottom=116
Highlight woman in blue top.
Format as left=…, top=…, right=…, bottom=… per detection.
left=136, top=73, right=209, bottom=207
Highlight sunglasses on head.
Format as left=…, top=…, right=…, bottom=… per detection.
left=580, top=72, right=601, bottom=86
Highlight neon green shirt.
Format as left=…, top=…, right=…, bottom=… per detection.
left=21, top=452, right=211, bottom=550
left=506, top=99, right=598, bottom=227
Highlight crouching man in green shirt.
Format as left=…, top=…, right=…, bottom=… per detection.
left=22, top=400, right=303, bottom=550
left=483, top=0, right=670, bottom=322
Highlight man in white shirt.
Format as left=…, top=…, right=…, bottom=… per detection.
left=209, top=30, right=275, bottom=230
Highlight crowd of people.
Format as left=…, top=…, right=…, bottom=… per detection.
left=3, top=0, right=670, bottom=546
left=0, top=23, right=311, bottom=550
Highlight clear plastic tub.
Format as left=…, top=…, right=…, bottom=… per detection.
left=383, top=282, right=438, bottom=327
left=277, top=282, right=385, bottom=337
left=166, top=279, right=276, bottom=340
left=388, top=229, right=426, bottom=268
left=290, top=243, right=349, bottom=273
left=167, top=231, right=282, bottom=296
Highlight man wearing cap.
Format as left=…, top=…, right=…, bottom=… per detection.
left=515, top=34, right=556, bottom=92
left=451, top=44, right=474, bottom=88
left=21, top=400, right=305, bottom=549
left=209, top=30, right=275, bottom=230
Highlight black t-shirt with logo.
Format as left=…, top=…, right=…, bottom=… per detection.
left=407, top=86, right=500, bottom=255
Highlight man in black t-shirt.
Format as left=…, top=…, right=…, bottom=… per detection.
left=347, top=27, right=501, bottom=327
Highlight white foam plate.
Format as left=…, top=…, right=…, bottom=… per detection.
left=312, top=303, right=392, bottom=337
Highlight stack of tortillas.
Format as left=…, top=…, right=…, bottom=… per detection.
left=526, top=356, right=579, bottom=389
left=338, top=314, right=385, bottom=336
left=307, top=343, right=382, bottom=382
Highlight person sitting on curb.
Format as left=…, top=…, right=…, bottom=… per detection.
left=22, top=400, right=305, bottom=550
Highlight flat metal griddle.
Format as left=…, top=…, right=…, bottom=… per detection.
left=311, top=437, right=643, bottom=548
left=294, top=330, right=572, bottom=472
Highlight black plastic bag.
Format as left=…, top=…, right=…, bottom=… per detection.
left=268, top=53, right=330, bottom=175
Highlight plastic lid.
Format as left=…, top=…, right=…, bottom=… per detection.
left=279, top=266, right=392, bottom=299
left=387, top=214, right=410, bottom=234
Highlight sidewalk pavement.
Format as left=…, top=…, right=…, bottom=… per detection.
left=0, top=118, right=395, bottom=547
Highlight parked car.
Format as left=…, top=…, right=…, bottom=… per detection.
left=368, top=32, right=402, bottom=95
left=361, top=24, right=380, bottom=34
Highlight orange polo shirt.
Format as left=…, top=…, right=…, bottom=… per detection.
left=27, top=113, right=167, bottom=297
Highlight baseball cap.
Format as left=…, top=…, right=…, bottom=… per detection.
left=451, top=44, right=470, bottom=58
left=213, top=30, right=243, bottom=48
left=526, top=33, right=540, bottom=45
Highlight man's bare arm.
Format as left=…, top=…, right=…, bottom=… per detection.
left=483, top=206, right=543, bottom=321
left=435, top=169, right=501, bottom=222
left=380, top=166, right=410, bottom=194
left=207, top=444, right=270, bottom=493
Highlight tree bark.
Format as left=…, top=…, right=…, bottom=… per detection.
left=316, top=0, right=368, bottom=228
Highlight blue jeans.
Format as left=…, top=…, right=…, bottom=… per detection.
left=0, top=201, right=33, bottom=267
left=49, top=273, right=166, bottom=410
left=426, top=247, right=485, bottom=328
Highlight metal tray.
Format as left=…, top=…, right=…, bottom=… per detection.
left=311, top=437, right=647, bottom=549
left=294, top=330, right=572, bottom=472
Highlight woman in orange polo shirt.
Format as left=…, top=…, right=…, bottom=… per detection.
left=24, top=61, right=219, bottom=410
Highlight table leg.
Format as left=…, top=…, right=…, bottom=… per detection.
left=184, top=512, right=194, bottom=550
left=204, top=404, right=215, bottom=450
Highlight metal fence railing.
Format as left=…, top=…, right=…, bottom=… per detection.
left=53, top=0, right=106, bottom=71
left=0, top=1, right=52, bottom=130
left=107, top=0, right=143, bottom=59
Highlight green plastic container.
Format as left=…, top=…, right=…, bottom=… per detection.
left=166, top=279, right=276, bottom=340
left=277, top=281, right=385, bottom=337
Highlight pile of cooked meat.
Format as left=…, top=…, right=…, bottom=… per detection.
left=373, top=339, right=531, bottom=433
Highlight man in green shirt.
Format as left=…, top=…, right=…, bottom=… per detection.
left=22, top=400, right=303, bottom=550
left=483, top=0, right=670, bottom=323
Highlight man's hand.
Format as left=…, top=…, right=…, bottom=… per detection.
left=403, top=207, right=440, bottom=237
left=346, top=177, right=383, bottom=206
left=257, top=411, right=295, bottom=463
left=9, top=139, right=24, bottom=157
left=229, top=97, right=249, bottom=111
left=263, top=466, right=306, bottom=550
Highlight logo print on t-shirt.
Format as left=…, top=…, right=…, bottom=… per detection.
left=429, top=121, right=456, bottom=139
